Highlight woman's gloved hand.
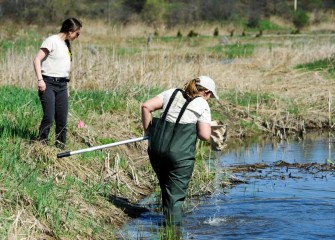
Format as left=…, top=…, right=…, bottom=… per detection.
left=210, top=120, right=227, bottom=151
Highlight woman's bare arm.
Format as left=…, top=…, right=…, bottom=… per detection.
left=141, top=96, right=163, bottom=134
left=197, top=122, right=211, bottom=141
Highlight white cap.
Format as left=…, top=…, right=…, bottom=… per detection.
left=196, top=76, right=219, bottom=99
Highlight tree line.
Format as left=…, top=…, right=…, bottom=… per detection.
left=0, top=0, right=334, bottom=28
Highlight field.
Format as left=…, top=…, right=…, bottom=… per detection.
left=0, top=18, right=335, bottom=239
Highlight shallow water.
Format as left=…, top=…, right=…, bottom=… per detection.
left=222, top=134, right=334, bottom=165
left=121, top=134, right=335, bottom=239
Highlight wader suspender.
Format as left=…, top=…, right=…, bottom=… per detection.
left=158, top=89, right=195, bottom=147
left=160, top=89, right=182, bottom=121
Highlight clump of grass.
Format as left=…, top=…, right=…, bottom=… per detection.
left=208, top=43, right=255, bottom=58
left=223, top=90, right=274, bottom=108
left=224, top=43, right=254, bottom=58
left=187, top=30, right=199, bottom=37
left=189, top=141, right=217, bottom=197
left=258, top=20, right=287, bottom=31
left=71, top=90, right=128, bottom=114
left=213, top=27, right=219, bottom=36
left=0, top=86, right=40, bottom=139
left=295, top=57, right=335, bottom=75
left=0, top=29, right=41, bottom=56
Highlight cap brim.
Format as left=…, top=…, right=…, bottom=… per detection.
left=211, top=91, right=219, bottom=100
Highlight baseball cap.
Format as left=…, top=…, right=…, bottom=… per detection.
left=196, top=76, right=219, bottom=99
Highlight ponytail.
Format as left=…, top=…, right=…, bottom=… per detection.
left=60, top=18, right=82, bottom=62
left=65, top=39, right=72, bottom=61
left=183, top=78, right=206, bottom=99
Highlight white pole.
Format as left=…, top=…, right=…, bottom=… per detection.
left=57, top=136, right=149, bottom=158
left=294, top=0, right=297, bottom=11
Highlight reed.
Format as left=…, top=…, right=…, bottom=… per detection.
left=329, top=91, right=333, bottom=128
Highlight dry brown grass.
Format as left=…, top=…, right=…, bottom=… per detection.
left=2, top=25, right=333, bottom=91
left=1, top=23, right=334, bottom=135
left=1, top=21, right=335, bottom=238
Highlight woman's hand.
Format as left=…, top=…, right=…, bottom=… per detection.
left=38, top=80, right=46, bottom=92
left=33, top=48, right=49, bottom=93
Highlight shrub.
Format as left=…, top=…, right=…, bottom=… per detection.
left=213, top=27, right=219, bottom=36
left=292, top=10, right=309, bottom=30
left=187, top=30, right=199, bottom=37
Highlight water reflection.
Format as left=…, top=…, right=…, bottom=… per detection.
left=222, top=132, right=334, bottom=166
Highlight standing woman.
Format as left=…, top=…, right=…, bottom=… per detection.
left=141, top=76, right=219, bottom=229
left=33, top=18, right=82, bottom=148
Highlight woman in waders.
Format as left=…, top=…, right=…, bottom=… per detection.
left=141, top=76, right=219, bottom=230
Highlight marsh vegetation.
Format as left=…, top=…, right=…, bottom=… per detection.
left=1, top=10, right=335, bottom=239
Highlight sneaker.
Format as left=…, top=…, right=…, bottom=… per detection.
left=55, top=141, right=66, bottom=150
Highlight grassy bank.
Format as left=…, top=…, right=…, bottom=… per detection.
left=0, top=85, right=220, bottom=239
left=0, top=86, right=147, bottom=238
left=1, top=19, right=335, bottom=239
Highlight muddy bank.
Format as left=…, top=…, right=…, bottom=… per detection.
left=213, top=100, right=334, bottom=141
left=232, top=160, right=335, bottom=171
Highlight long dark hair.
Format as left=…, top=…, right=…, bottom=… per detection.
left=60, top=18, right=82, bottom=61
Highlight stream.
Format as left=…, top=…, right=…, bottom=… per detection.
left=120, top=133, right=335, bottom=239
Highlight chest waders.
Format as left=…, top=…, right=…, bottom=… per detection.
left=148, top=89, right=198, bottom=226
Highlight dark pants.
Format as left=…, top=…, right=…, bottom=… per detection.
left=38, top=80, right=68, bottom=145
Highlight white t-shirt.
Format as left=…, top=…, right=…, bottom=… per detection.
left=40, top=34, right=71, bottom=78
left=157, top=88, right=211, bottom=124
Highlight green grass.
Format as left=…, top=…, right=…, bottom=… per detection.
left=159, top=36, right=181, bottom=42
left=70, top=89, right=127, bottom=114
left=98, top=137, right=118, bottom=144
left=258, top=20, right=288, bottom=31
left=0, top=20, right=333, bottom=239
left=0, top=86, right=41, bottom=139
left=295, top=57, right=335, bottom=76
left=0, top=29, right=41, bottom=56
left=0, top=85, right=222, bottom=239
left=0, top=86, right=133, bottom=238
left=207, top=43, right=255, bottom=58
left=238, top=119, right=260, bottom=132
left=132, top=86, right=164, bottom=102
left=223, top=90, right=274, bottom=107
